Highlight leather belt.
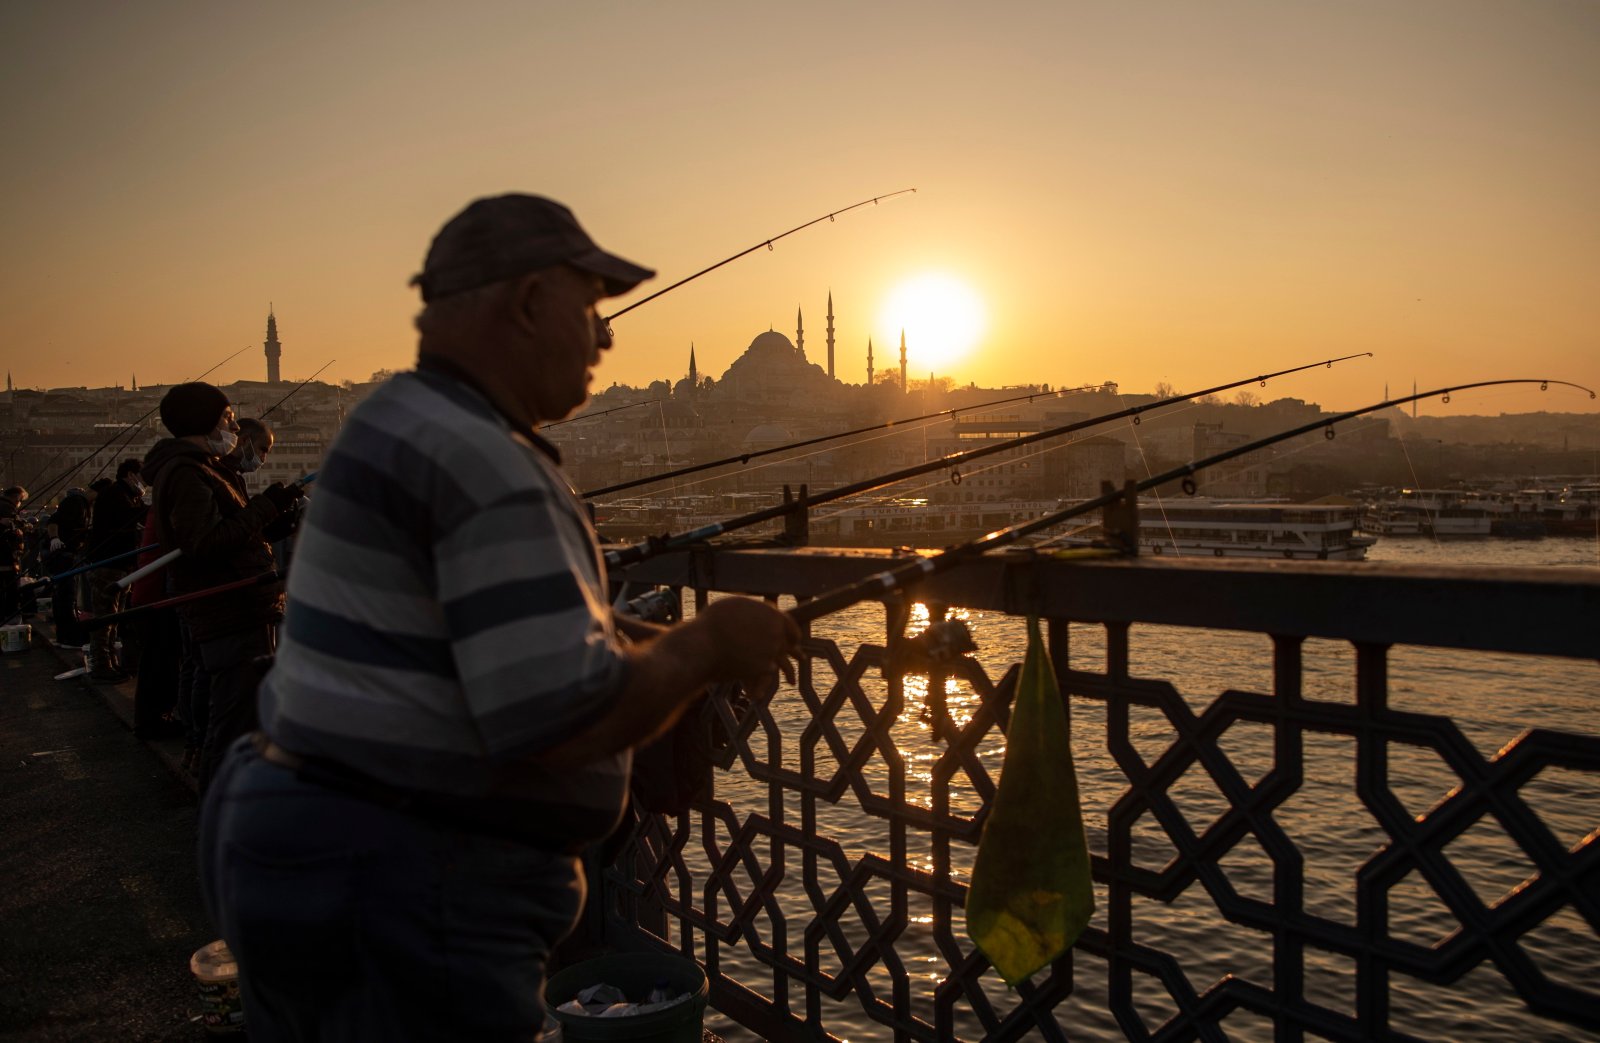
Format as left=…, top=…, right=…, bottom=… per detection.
left=248, top=732, right=583, bottom=854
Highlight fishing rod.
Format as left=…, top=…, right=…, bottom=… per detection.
left=583, top=383, right=1114, bottom=499
left=547, top=398, right=663, bottom=429
left=601, top=189, right=917, bottom=326
left=787, top=378, right=1596, bottom=624
left=70, top=364, right=329, bottom=562
left=261, top=359, right=335, bottom=419
left=18, top=542, right=159, bottom=596
left=23, top=345, right=251, bottom=507
left=603, top=352, right=1374, bottom=568
left=85, top=569, right=281, bottom=631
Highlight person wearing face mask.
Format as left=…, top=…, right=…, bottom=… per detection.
left=143, top=382, right=305, bottom=790
left=84, top=459, right=148, bottom=682
left=216, top=417, right=270, bottom=494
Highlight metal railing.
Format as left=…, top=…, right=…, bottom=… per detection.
left=599, top=549, right=1600, bottom=1042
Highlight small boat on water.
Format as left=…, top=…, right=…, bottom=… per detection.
left=1061, top=499, right=1377, bottom=560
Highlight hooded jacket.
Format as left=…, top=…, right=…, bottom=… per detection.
left=142, top=437, right=284, bottom=641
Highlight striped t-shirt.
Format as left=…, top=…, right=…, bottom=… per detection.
left=259, top=367, right=630, bottom=844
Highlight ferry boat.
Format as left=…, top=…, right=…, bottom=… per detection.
left=1064, top=499, right=1377, bottom=560
left=1362, top=489, right=1496, bottom=538
left=1501, top=483, right=1600, bottom=537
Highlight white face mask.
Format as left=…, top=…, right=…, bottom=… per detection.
left=237, top=443, right=263, bottom=474
left=205, top=427, right=238, bottom=457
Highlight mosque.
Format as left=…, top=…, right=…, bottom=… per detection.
left=681, top=292, right=911, bottom=409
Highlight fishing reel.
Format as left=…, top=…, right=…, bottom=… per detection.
left=617, top=586, right=681, bottom=625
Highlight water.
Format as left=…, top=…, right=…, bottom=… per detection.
left=670, top=539, right=1599, bottom=1042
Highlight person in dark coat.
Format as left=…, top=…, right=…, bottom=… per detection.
left=142, top=382, right=303, bottom=791
left=85, top=459, right=147, bottom=680
left=0, top=486, right=26, bottom=623
left=46, top=488, right=92, bottom=647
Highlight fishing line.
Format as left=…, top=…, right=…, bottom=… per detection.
left=1029, top=416, right=1392, bottom=549
left=801, top=427, right=1106, bottom=532
left=604, top=353, right=1374, bottom=567
left=1390, top=420, right=1441, bottom=551
left=1111, top=387, right=1178, bottom=551
left=581, top=384, right=1109, bottom=500
left=785, top=379, right=1595, bottom=625
left=800, top=402, right=1200, bottom=535
left=23, top=345, right=251, bottom=507
left=600, top=189, right=917, bottom=328
left=591, top=388, right=1114, bottom=510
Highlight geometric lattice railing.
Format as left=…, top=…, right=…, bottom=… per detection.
left=600, top=550, right=1600, bottom=1042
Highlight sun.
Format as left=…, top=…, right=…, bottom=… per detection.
left=878, top=273, right=986, bottom=374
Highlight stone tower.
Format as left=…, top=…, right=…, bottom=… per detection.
left=795, top=306, right=805, bottom=361
left=866, top=337, right=874, bottom=386
left=688, top=343, right=698, bottom=386
left=264, top=306, right=282, bottom=384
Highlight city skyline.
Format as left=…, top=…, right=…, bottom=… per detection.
left=2, top=1, right=1596, bottom=416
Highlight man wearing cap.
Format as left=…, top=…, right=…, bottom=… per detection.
left=142, top=382, right=305, bottom=789
left=199, top=194, right=800, bottom=1041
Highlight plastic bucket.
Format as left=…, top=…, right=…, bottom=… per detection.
left=545, top=952, right=707, bottom=1043
left=189, top=939, right=245, bottom=1034
left=0, top=624, right=29, bottom=654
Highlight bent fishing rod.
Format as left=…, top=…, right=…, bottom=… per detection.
left=787, top=378, right=1595, bottom=624
left=601, top=189, right=917, bottom=326
left=583, top=382, right=1115, bottom=499
left=23, top=345, right=251, bottom=508
left=603, top=352, right=1374, bottom=568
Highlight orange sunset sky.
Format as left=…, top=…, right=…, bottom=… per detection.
left=2, top=1, right=1597, bottom=416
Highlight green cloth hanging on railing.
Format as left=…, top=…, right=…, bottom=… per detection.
left=965, top=615, right=1094, bottom=985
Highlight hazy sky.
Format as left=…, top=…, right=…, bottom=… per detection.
left=3, top=1, right=1597, bottom=415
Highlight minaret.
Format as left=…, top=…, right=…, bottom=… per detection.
left=866, top=338, right=874, bottom=386
left=796, top=306, right=806, bottom=360
left=826, top=291, right=836, bottom=379
left=899, top=329, right=908, bottom=392
left=687, top=343, right=698, bottom=386
left=264, top=305, right=282, bottom=384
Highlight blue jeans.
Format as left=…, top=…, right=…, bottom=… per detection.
left=198, top=737, right=584, bottom=1042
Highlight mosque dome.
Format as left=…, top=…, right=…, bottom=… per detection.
left=718, top=329, right=834, bottom=389
left=746, top=330, right=797, bottom=356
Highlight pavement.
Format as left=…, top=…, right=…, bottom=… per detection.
left=0, top=627, right=212, bottom=1042
left=0, top=629, right=730, bottom=1043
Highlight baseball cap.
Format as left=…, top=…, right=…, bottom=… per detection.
left=411, top=194, right=655, bottom=302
